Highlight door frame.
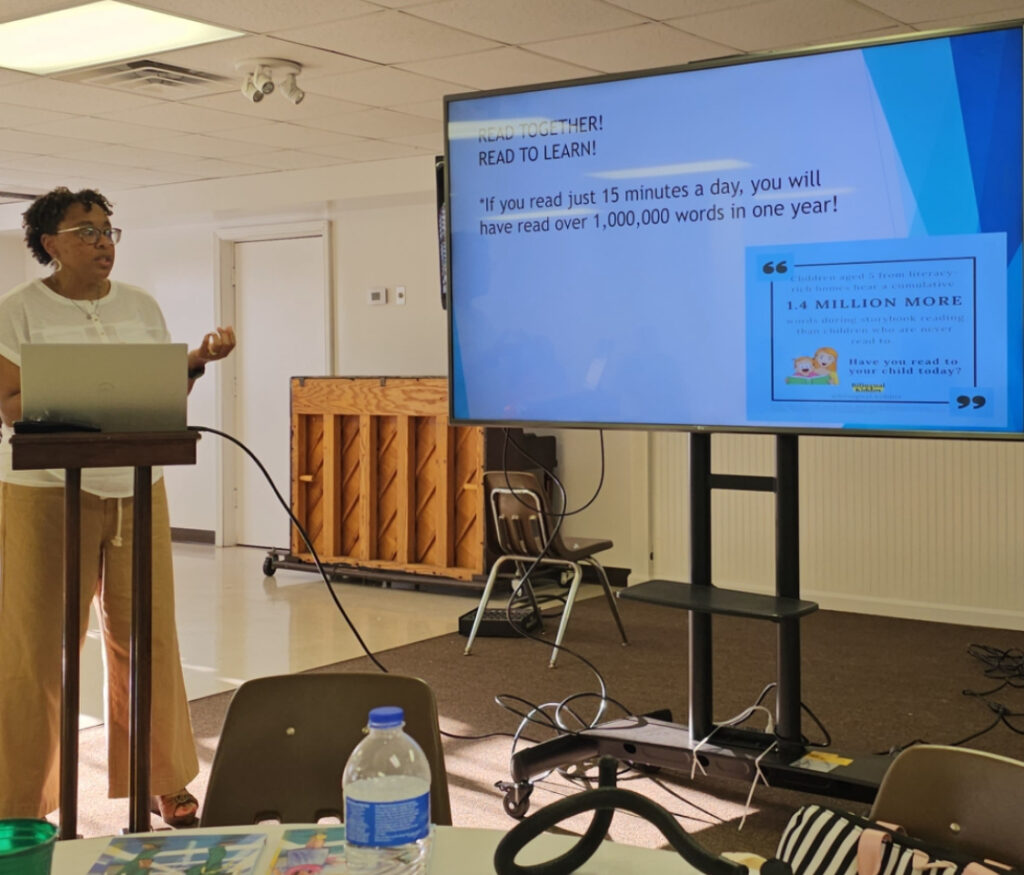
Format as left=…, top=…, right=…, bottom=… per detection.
left=214, top=221, right=333, bottom=546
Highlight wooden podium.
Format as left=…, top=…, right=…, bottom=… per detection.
left=10, top=431, right=199, bottom=838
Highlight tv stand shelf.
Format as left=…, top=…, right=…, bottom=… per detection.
left=501, top=433, right=894, bottom=820
left=619, top=578, right=818, bottom=621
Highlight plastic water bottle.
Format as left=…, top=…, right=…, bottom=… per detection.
left=343, top=705, right=433, bottom=874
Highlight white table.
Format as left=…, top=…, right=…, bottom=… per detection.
left=52, top=823, right=699, bottom=873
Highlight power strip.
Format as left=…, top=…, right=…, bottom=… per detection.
left=458, top=606, right=541, bottom=638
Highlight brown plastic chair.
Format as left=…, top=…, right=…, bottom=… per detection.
left=464, top=470, right=628, bottom=668
left=869, top=744, right=1024, bottom=868
left=199, top=672, right=452, bottom=827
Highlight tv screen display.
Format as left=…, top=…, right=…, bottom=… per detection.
left=444, top=24, right=1024, bottom=438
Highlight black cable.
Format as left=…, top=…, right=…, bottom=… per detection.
left=191, top=424, right=521, bottom=744
left=876, top=640, right=1024, bottom=755
left=799, top=701, right=832, bottom=749
left=485, top=428, right=628, bottom=749
left=190, top=425, right=388, bottom=674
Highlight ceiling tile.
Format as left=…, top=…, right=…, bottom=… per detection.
left=668, top=0, right=900, bottom=52
left=238, top=149, right=348, bottom=170
left=149, top=34, right=373, bottom=80
left=310, top=139, right=426, bottom=161
left=97, top=101, right=265, bottom=133
left=22, top=117, right=172, bottom=146
left=1, top=153, right=191, bottom=186
left=0, top=103, right=74, bottom=127
left=0, top=79, right=161, bottom=115
left=391, top=130, right=445, bottom=152
left=409, top=0, right=647, bottom=44
left=301, top=108, right=438, bottom=138
left=214, top=122, right=367, bottom=149
left=603, top=0, right=763, bottom=19
left=392, top=99, right=445, bottom=121
left=274, top=10, right=500, bottom=64
left=308, top=66, right=463, bottom=106
left=106, top=167, right=201, bottom=186
left=0, top=69, right=31, bottom=86
left=398, top=47, right=598, bottom=90
left=140, top=0, right=377, bottom=33
left=186, top=89, right=369, bottom=122
left=134, top=133, right=257, bottom=159
left=913, top=8, right=1024, bottom=29
left=151, top=155, right=275, bottom=177
left=857, top=0, right=1024, bottom=23
left=0, top=149, right=35, bottom=164
left=370, top=0, right=445, bottom=7
left=70, top=143, right=230, bottom=169
left=0, top=129, right=110, bottom=156
left=0, top=169, right=105, bottom=192
left=530, top=23, right=735, bottom=73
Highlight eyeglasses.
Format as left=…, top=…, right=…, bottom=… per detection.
left=54, top=225, right=122, bottom=245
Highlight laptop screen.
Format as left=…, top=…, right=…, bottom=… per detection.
left=20, top=343, right=188, bottom=432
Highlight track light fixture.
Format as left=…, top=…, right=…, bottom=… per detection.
left=280, top=72, right=304, bottom=105
left=241, top=73, right=263, bottom=103
left=235, top=58, right=303, bottom=106
left=252, top=64, right=274, bottom=95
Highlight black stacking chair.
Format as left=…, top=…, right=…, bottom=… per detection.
left=463, top=470, right=627, bottom=668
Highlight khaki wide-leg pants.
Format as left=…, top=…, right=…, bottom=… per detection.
left=0, top=478, right=199, bottom=817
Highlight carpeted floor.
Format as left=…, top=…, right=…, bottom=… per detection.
left=77, top=596, right=1024, bottom=861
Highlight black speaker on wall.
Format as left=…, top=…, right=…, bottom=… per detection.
left=435, top=154, right=447, bottom=311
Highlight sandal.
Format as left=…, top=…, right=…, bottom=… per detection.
left=150, top=789, right=199, bottom=827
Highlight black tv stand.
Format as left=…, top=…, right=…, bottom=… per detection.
left=500, top=433, right=893, bottom=817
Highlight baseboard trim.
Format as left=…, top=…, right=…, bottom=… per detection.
left=808, top=591, right=1024, bottom=631
left=171, top=527, right=216, bottom=545
left=629, top=579, right=1024, bottom=631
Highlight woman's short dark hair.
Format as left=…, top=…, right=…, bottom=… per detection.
left=22, top=187, right=113, bottom=265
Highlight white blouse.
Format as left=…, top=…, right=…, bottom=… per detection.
left=0, top=278, right=172, bottom=497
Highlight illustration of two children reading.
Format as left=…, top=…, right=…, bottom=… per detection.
left=786, top=347, right=839, bottom=385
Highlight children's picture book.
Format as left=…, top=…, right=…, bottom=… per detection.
left=269, top=826, right=347, bottom=875
left=86, top=831, right=265, bottom=874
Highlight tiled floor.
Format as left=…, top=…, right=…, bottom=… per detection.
left=79, top=544, right=486, bottom=728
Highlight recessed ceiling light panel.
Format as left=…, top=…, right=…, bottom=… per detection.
left=0, top=1, right=243, bottom=75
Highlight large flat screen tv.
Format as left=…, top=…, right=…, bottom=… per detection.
left=444, top=24, right=1024, bottom=438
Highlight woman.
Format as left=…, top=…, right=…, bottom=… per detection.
left=0, top=187, right=235, bottom=826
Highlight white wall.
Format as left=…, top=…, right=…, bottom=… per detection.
left=331, top=191, right=447, bottom=377
left=0, top=232, right=31, bottom=293
left=112, top=225, right=221, bottom=530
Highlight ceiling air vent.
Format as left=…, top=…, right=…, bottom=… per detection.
left=59, top=59, right=231, bottom=98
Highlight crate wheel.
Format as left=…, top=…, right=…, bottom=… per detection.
left=263, top=555, right=277, bottom=576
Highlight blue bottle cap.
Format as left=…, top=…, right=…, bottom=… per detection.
left=368, top=706, right=404, bottom=728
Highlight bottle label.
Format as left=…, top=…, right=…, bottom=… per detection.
left=345, top=790, right=430, bottom=847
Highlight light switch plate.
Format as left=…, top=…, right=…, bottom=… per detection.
left=368, top=286, right=387, bottom=305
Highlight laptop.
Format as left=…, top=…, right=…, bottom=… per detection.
left=19, top=343, right=188, bottom=433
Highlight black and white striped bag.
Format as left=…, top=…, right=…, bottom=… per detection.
left=774, top=804, right=1019, bottom=875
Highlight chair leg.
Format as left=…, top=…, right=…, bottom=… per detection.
left=587, top=558, right=628, bottom=645
left=464, top=558, right=508, bottom=656
left=549, top=563, right=584, bottom=668
left=517, top=574, right=544, bottom=631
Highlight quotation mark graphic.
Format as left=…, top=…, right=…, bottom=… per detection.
left=762, top=260, right=788, bottom=275
left=955, top=395, right=986, bottom=409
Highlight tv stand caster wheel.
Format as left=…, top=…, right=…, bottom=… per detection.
left=263, top=554, right=276, bottom=576
left=502, top=784, right=532, bottom=819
